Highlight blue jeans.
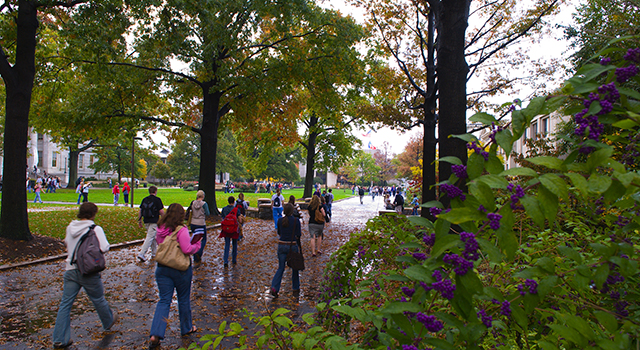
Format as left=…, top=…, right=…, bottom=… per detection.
left=34, top=192, right=42, bottom=203
left=77, top=193, right=82, bottom=204
left=326, top=203, right=332, bottom=217
left=150, top=264, right=193, bottom=339
left=272, top=207, right=284, bottom=229
left=271, top=244, right=300, bottom=293
left=190, top=224, right=207, bottom=259
left=53, top=269, right=114, bottom=345
left=224, top=237, right=237, bottom=264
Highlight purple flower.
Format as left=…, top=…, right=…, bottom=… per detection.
left=477, top=309, right=493, bottom=328
left=431, top=278, right=456, bottom=299
left=429, top=207, right=443, bottom=216
left=423, top=233, right=436, bottom=246
left=525, top=279, right=538, bottom=294
left=616, top=65, right=639, bottom=83
left=500, top=301, right=511, bottom=318
left=508, top=184, right=525, bottom=209
left=440, top=184, right=466, bottom=201
left=487, top=213, right=502, bottom=230
left=412, top=252, right=427, bottom=261
left=451, top=164, right=468, bottom=179
left=624, top=48, right=640, bottom=64
left=402, top=345, right=418, bottom=350
left=402, top=287, right=416, bottom=297
left=416, top=313, right=444, bottom=332
left=467, top=141, right=489, bottom=161
left=460, top=231, right=480, bottom=261
left=443, top=253, right=473, bottom=275
left=600, top=57, right=612, bottom=65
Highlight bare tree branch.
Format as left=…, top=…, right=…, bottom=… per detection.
left=36, top=0, right=89, bottom=9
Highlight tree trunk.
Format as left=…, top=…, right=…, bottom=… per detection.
left=198, top=85, right=222, bottom=216
left=0, top=2, right=39, bottom=241
left=66, top=149, right=79, bottom=188
left=302, top=113, right=319, bottom=198
left=422, top=7, right=438, bottom=218
left=436, top=0, right=470, bottom=207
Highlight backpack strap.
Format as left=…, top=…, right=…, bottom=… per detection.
left=70, top=224, right=97, bottom=265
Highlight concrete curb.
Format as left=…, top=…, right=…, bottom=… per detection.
left=0, top=224, right=221, bottom=271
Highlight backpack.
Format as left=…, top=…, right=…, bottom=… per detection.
left=71, top=225, right=106, bottom=275
left=396, top=194, right=405, bottom=206
left=235, top=200, right=246, bottom=216
left=273, top=196, right=281, bottom=207
left=359, top=188, right=365, bottom=196
left=140, top=199, right=155, bottom=219
left=221, top=207, right=239, bottom=235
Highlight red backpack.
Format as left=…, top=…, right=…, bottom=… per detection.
left=220, top=206, right=239, bottom=237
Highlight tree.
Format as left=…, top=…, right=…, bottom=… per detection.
left=372, top=142, right=396, bottom=184
left=217, top=128, right=248, bottom=182
left=0, top=0, right=99, bottom=240
left=166, top=134, right=200, bottom=182
left=149, top=161, right=171, bottom=183
left=352, top=0, right=563, bottom=216
left=394, top=133, right=423, bottom=179
left=255, top=149, right=302, bottom=183
left=342, top=150, right=381, bottom=186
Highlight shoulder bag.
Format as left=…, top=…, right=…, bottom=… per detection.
left=155, top=225, right=190, bottom=271
left=286, top=220, right=305, bottom=271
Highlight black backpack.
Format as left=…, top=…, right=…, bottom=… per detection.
left=359, top=188, right=365, bottom=196
left=71, top=225, right=106, bottom=275
left=396, top=194, right=405, bottom=206
left=273, top=196, right=281, bottom=207
left=140, top=199, right=155, bottom=219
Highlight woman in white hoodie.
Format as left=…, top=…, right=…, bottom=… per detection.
left=52, top=202, right=117, bottom=349
left=189, top=190, right=210, bottom=263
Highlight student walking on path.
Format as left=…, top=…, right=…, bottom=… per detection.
left=270, top=203, right=302, bottom=297
left=148, top=203, right=201, bottom=349
left=112, top=182, right=120, bottom=206
left=52, top=203, right=118, bottom=349
left=307, top=195, right=326, bottom=257
left=220, top=196, right=242, bottom=267
left=122, top=182, right=131, bottom=205
left=189, top=190, right=210, bottom=263
left=33, top=182, right=43, bottom=203
left=271, top=188, right=285, bottom=230
left=137, top=186, right=165, bottom=262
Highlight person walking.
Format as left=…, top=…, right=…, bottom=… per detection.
left=410, top=194, right=420, bottom=215
left=81, top=182, right=92, bottom=203
left=75, top=180, right=84, bottom=205
left=270, top=203, right=302, bottom=297
left=122, top=182, right=131, bottom=205
left=189, top=190, right=210, bottom=263
left=112, top=182, right=120, bottom=206
left=33, top=182, right=43, bottom=203
left=288, top=195, right=302, bottom=223
left=271, top=188, right=285, bottom=230
left=52, top=203, right=118, bottom=349
left=137, top=186, right=165, bottom=262
left=325, top=189, right=334, bottom=218
left=358, top=186, right=365, bottom=204
left=393, top=192, right=405, bottom=214
left=307, top=195, right=325, bottom=257
left=148, top=203, right=201, bottom=349
left=235, top=193, right=249, bottom=241
left=220, top=196, right=241, bottom=267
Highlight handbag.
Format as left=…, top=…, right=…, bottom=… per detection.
left=313, top=207, right=325, bottom=223
left=155, top=225, right=190, bottom=271
left=286, top=240, right=305, bottom=271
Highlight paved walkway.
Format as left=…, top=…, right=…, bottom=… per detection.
left=0, top=195, right=389, bottom=349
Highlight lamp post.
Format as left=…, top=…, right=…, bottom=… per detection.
left=131, top=135, right=143, bottom=208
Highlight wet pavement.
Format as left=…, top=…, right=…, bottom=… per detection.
left=0, top=195, right=390, bottom=349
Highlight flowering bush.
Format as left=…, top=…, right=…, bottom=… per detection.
left=186, top=47, right=640, bottom=350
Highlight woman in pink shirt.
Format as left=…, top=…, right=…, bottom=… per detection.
left=148, top=203, right=201, bottom=348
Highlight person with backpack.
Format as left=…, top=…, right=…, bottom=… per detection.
left=122, top=181, right=131, bottom=205
left=220, top=196, right=241, bottom=267
left=271, top=188, right=285, bottom=230
left=270, top=203, right=302, bottom=297
left=137, top=186, right=165, bottom=262
left=307, top=195, right=326, bottom=257
left=189, top=190, right=210, bottom=263
left=410, top=194, right=420, bottom=215
left=235, top=193, right=249, bottom=241
left=393, top=192, right=405, bottom=214
left=52, top=202, right=118, bottom=349
left=358, top=186, right=365, bottom=204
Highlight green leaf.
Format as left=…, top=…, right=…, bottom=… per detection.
left=618, top=87, right=640, bottom=100
left=382, top=301, right=421, bottom=314
left=526, top=156, right=565, bottom=171
left=218, top=321, right=227, bottom=334
left=539, top=173, right=568, bottom=202
left=404, top=265, right=432, bottom=282
left=565, top=315, right=596, bottom=341
left=431, top=234, right=460, bottom=259
left=522, top=96, right=546, bottom=122
left=477, top=237, right=504, bottom=263
left=538, top=276, right=558, bottom=299
left=407, top=216, right=435, bottom=229
left=586, top=147, right=613, bottom=172
left=496, top=227, right=518, bottom=261
left=423, top=337, right=456, bottom=350
left=495, top=129, right=513, bottom=155
left=535, top=257, right=556, bottom=274
left=520, top=195, right=545, bottom=227
left=435, top=219, right=451, bottom=238
left=467, top=152, right=485, bottom=180
left=485, top=154, right=504, bottom=174
left=451, top=133, right=476, bottom=142
left=594, top=311, right=618, bottom=333
left=500, top=167, right=538, bottom=177
left=538, top=185, right=558, bottom=225
left=438, top=207, right=485, bottom=224
left=469, top=112, right=497, bottom=125
left=476, top=174, right=509, bottom=189
left=548, top=324, right=586, bottom=347
left=438, top=156, right=462, bottom=165
left=458, top=272, right=484, bottom=296
left=588, top=174, right=612, bottom=194
left=272, top=308, right=290, bottom=318
left=603, top=179, right=627, bottom=202
left=512, top=110, right=526, bottom=139
left=612, top=118, right=640, bottom=129
left=537, top=341, right=559, bottom=350
left=566, top=172, right=588, bottom=198
left=292, top=333, right=307, bottom=348
left=511, top=304, right=528, bottom=330
left=616, top=172, right=638, bottom=188
left=557, top=246, right=583, bottom=264
left=469, top=180, right=495, bottom=211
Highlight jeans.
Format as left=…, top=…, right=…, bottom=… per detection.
left=326, top=203, right=332, bottom=217
left=113, top=193, right=119, bottom=205
left=82, top=193, right=88, bottom=202
left=139, top=223, right=158, bottom=259
left=412, top=207, right=419, bottom=215
left=150, top=264, right=193, bottom=339
left=270, top=244, right=300, bottom=293
left=53, top=269, right=114, bottom=345
left=34, top=192, right=42, bottom=203
left=224, top=237, right=237, bottom=264
left=77, top=193, right=82, bottom=204
left=124, top=193, right=129, bottom=204
left=272, top=207, right=284, bottom=229
left=190, top=224, right=207, bottom=260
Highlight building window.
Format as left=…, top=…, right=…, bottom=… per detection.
left=542, top=117, right=549, bottom=135
left=532, top=122, right=538, bottom=139
left=79, top=154, right=84, bottom=169
left=52, top=152, right=58, bottom=168
left=523, top=128, right=528, bottom=140
left=38, top=154, right=43, bottom=167
left=90, top=155, right=94, bottom=166
left=37, top=133, right=44, bottom=141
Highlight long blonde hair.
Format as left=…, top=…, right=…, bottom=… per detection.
left=309, top=195, right=321, bottom=210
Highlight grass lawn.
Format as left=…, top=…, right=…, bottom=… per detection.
left=24, top=187, right=355, bottom=245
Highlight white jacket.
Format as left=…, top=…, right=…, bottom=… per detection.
left=64, top=219, right=110, bottom=271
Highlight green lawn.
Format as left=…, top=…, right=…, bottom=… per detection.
left=26, top=187, right=355, bottom=208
